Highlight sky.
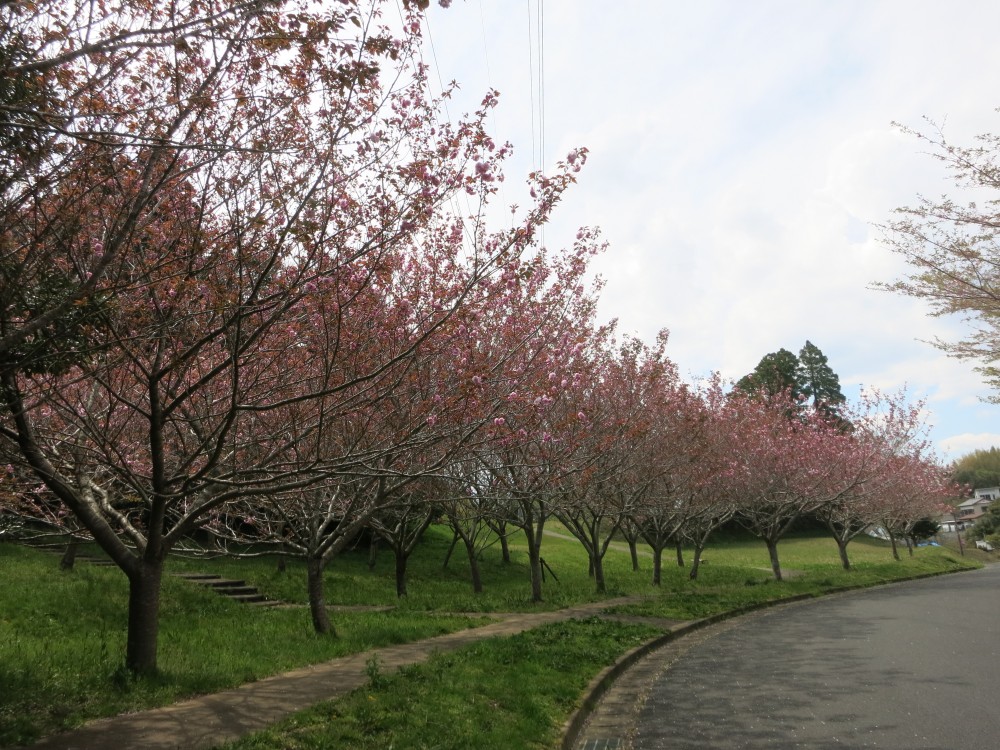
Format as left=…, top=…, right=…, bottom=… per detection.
left=420, top=0, right=1000, bottom=462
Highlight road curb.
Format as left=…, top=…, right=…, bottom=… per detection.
left=560, top=565, right=978, bottom=750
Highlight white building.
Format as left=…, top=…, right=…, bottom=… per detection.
left=938, top=488, right=998, bottom=532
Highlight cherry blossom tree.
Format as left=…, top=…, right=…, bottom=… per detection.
left=617, top=513, right=646, bottom=571
left=813, top=391, right=929, bottom=570
left=1, top=2, right=226, bottom=369
left=0, top=0, right=589, bottom=672
left=728, top=391, right=845, bottom=581
left=630, top=372, right=710, bottom=585
left=879, top=118, right=1000, bottom=399
left=814, top=471, right=884, bottom=571
left=438, top=456, right=501, bottom=594
left=878, top=453, right=957, bottom=560
left=460, top=229, right=606, bottom=602
left=554, top=333, right=675, bottom=593
left=676, top=377, right=742, bottom=581
left=368, top=480, right=441, bottom=599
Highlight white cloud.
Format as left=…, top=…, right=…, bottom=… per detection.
left=823, top=128, right=944, bottom=224
left=938, top=433, right=1000, bottom=462
left=426, top=0, right=1000, bottom=463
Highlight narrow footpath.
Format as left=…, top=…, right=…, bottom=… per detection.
left=26, top=597, right=655, bottom=750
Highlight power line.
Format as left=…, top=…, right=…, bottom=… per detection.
left=538, top=0, right=545, bottom=174
left=423, top=16, right=451, bottom=122
left=528, top=0, right=546, bottom=246
left=478, top=0, right=493, bottom=92
left=527, top=0, right=546, bottom=173
left=527, top=1, right=537, bottom=171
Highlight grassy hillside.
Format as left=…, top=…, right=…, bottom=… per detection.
left=0, top=527, right=977, bottom=747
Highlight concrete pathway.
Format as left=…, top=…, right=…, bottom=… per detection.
left=26, top=597, right=644, bottom=750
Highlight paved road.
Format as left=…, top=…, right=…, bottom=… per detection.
left=634, top=566, right=1000, bottom=749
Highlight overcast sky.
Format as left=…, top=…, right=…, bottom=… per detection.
left=421, top=0, right=1000, bottom=462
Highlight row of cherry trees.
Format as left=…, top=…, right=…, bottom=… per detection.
left=0, top=1, right=955, bottom=674
left=0, top=0, right=580, bottom=672
left=213, top=329, right=951, bottom=622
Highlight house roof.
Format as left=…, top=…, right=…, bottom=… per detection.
left=937, top=509, right=981, bottom=524
left=959, top=496, right=992, bottom=508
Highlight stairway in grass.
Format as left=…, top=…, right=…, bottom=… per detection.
left=35, top=546, right=281, bottom=607
left=172, top=572, right=281, bottom=606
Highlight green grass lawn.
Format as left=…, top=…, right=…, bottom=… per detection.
left=164, top=522, right=647, bottom=612
left=166, top=523, right=973, bottom=615
left=212, top=533, right=977, bottom=750
left=219, top=618, right=664, bottom=750
left=604, top=534, right=977, bottom=619
left=0, top=543, right=489, bottom=747
left=0, top=526, right=980, bottom=747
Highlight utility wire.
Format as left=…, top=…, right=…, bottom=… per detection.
left=529, top=0, right=546, bottom=246
left=527, top=1, right=537, bottom=172
left=538, top=0, right=545, bottom=174
left=476, top=0, right=514, bottom=227
left=478, top=0, right=494, bottom=93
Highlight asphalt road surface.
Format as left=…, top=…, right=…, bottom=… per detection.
left=634, top=565, right=1000, bottom=749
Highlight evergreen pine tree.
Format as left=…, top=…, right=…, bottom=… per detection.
left=735, top=348, right=802, bottom=401
left=797, top=340, right=845, bottom=415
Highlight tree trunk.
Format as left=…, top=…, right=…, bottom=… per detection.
left=462, top=536, right=483, bottom=594
left=587, top=554, right=595, bottom=578
left=689, top=544, right=704, bottom=580
left=394, top=548, right=409, bottom=598
left=888, top=529, right=900, bottom=561
left=517, top=509, right=546, bottom=602
left=306, top=556, right=334, bottom=635
left=628, top=538, right=639, bottom=571
left=59, top=538, right=79, bottom=571
left=837, top=538, right=851, bottom=571
left=443, top=530, right=460, bottom=569
left=499, top=530, right=511, bottom=563
left=765, top=538, right=783, bottom=581
left=592, top=551, right=606, bottom=594
left=675, top=539, right=685, bottom=567
left=652, top=545, right=663, bottom=586
left=905, top=536, right=914, bottom=557
left=367, top=536, right=378, bottom=571
left=527, top=537, right=543, bottom=602
left=125, top=558, right=164, bottom=675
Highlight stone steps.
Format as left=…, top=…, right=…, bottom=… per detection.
left=34, top=547, right=281, bottom=607
left=173, top=573, right=280, bottom=607
left=76, top=555, right=117, bottom=567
